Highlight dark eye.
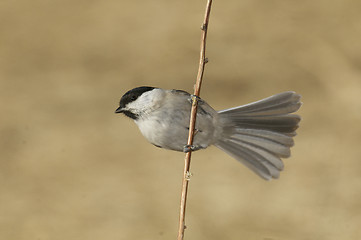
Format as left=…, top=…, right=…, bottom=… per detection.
left=130, top=95, right=137, bottom=101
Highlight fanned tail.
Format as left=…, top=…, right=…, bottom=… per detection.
left=215, top=91, right=302, bottom=180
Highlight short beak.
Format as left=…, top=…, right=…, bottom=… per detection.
left=115, top=107, right=123, bottom=114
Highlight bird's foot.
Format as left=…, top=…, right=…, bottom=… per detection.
left=188, top=95, right=203, bottom=105
left=183, top=144, right=203, bottom=153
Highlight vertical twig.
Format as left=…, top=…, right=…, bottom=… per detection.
left=177, top=1, right=213, bottom=240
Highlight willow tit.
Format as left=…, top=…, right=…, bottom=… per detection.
left=115, top=87, right=301, bottom=180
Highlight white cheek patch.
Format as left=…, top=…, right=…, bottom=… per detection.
left=125, top=89, right=164, bottom=114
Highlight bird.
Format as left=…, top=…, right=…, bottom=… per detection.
left=115, top=86, right=301, bottom=180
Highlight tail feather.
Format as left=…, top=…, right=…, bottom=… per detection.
left=216, top=91, right=302, bottom=180
left=231, top=133, right=291, bottom=158
left=228, top=115, right=300, bottom=134
left=219, top=91, right=301, bottom=116
left=216, top=139, right=280, bottom=180
left=234, top=128, right=294, bottom=147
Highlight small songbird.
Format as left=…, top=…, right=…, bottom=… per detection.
left=115, top=87, right=301, bottom=180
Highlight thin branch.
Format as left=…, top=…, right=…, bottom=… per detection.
left=177, top=1, right=213, bottom=240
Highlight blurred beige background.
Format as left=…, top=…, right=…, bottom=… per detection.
left=1, top=0, right=361, bottom=239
